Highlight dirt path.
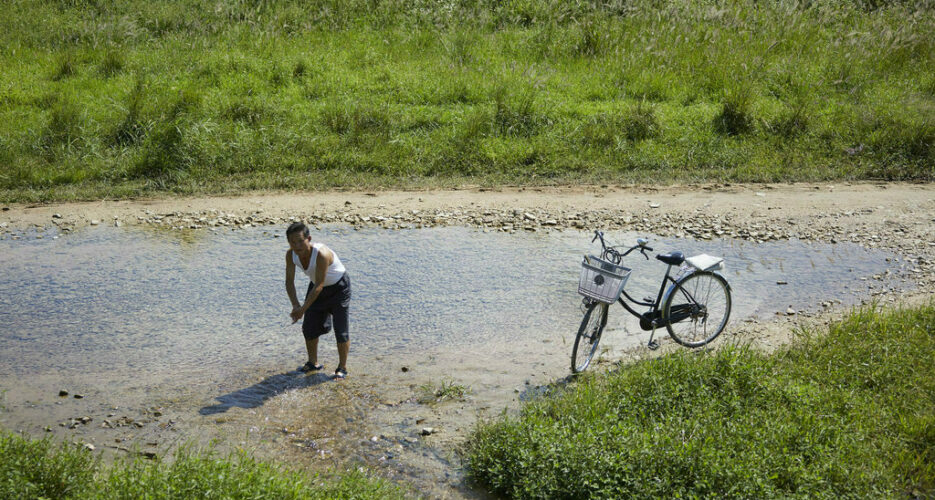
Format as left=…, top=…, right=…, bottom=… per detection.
left=2, top=182, right=934, bottom=498
left=2, top=182, right=934, bottom=233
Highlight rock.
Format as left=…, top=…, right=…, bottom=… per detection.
left=83, top=443, right=95, bottom=451
left=52, top=213, right=63, bottom=219
left=401, top=366, right=409, bottom=372
left=649, top=203, right=660, bottom=208
left=73, top=394, right=84, bottom=399
left=786, top=307, right=796, bottom=315
left=59, top=389, right=69, bottom=397
left=421, top=427, right=435, bottom=436
left=776, top=281, right=788, bottom=285
left=90, top=220, right=100, bottom=226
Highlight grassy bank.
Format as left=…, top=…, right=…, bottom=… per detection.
left=465, top=304, right=935, bottom=498
left=0, top=434, right=404, bottom=499
left=1, top=1, right=934, bottom=202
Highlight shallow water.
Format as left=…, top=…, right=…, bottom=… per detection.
left=0, top=224, right=909, bottom=494
left=0, top=225, right=901, bottom=384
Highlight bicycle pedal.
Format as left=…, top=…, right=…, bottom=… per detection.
left=647, top=340, right=660, bottom=350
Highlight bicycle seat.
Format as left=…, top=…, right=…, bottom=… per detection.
left=656, top=251, right=685, bottom=266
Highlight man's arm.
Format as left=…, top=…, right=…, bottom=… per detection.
left=300, top=246, right=334, bottom=311
left=285, top=250, right=300, bottom=309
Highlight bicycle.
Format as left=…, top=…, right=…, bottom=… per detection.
left=571, top=230, right=732, bottom=373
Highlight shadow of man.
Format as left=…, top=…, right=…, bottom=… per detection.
left=199, top=369, right=332, bottom=416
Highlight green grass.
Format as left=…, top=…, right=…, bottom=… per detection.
left=0, top=435, right=405, bottom=499
left=1, top=0, right=934, bottom=202
left=465, top=304, right=935, bottom=498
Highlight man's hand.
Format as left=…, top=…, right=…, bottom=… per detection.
left=290, top=306, right=305, bottom=323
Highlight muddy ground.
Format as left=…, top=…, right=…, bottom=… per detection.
left=1, top=182, right=934, bottom=499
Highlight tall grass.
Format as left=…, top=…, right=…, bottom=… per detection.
left=465, top=304, right=935, bottom=498
left=0, top=434, right=405, bottom=499
left=1, top=0, right=933, bottom=201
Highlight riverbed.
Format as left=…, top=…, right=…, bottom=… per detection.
left=0, top=223, right=919, bottom=497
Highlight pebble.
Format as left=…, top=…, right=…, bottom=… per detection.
left=4, top=200, right=932, bottom=301
left=421, top=427, right=435, bottom=436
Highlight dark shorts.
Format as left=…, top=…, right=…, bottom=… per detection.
left=302, top=273, right=351, bottom=343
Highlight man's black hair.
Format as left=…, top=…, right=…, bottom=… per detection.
left=286, top=222, right=310, bottom=239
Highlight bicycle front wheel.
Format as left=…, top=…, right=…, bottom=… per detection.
left=571, top=301, right=608, bottom=373
left=663, top=271, right=731, bottom=348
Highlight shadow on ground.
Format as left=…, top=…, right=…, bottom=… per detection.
left=199, top=368, right=332, bottom=415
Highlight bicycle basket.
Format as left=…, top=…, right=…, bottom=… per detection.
left=578, top=255, right=631, bottom=303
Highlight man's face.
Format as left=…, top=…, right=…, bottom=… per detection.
left=287, top=232, right=310, bottom=253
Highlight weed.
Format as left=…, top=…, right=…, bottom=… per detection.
left=112, top=76, right=148, bottom=146
left=714, top=87, right=754, bottom=136
left=222, top=98, right=271, bottom=126
left=39, top=96, right=83, bottom=153
left=443, top=30, right=474, bottom=67
left=292, top=59, right=312, bottom=79
left=579, top=103, right=659, bottom=147
left=573, top=17, right=610, bottom=57
left=98, top=50, right=124, bottom=77
left=622, top=101, right=660, bottom=142
left=493, top=83, right=542, bottom=137
left=418, top=380, right=470, bottom=405
left=51, top=52, right=77, bottom=81
left=321, top=101, right=390, bottom=139
left=131, top=89, right=201, bottom=180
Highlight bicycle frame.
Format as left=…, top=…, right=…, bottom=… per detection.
left=616, top=265, right=680, bottom=320
left=591, top=230, right=687, bottom=331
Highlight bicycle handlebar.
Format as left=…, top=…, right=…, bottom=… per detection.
left=592, top=230, right=653, bottom=261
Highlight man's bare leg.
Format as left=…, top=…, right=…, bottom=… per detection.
left=337, top=341, right=349, bottom=371
left=305, top=337, right=319, bottom=365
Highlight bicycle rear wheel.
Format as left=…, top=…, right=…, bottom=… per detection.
left=572, top=301, right=608, bottom=373
left=663, top=271, right=731, bottom=348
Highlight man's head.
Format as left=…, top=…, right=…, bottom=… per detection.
left=286, top=222, right=311, bottom=252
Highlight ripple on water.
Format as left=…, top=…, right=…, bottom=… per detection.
left=0, top=225, right=903, bottom=386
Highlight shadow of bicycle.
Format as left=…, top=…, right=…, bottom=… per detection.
left=199, top=368, right=332, bottom=416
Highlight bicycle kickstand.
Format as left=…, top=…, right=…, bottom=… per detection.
left=647, top=321, right=660, bottom=351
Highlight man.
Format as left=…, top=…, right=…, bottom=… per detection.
left=285, top=222, right=351, bottom=379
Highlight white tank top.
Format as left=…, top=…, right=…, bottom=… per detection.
left=292, top=243, right=346, bottom=286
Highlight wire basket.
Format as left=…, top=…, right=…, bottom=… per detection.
left=578, top=255, right=631, bottom=303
